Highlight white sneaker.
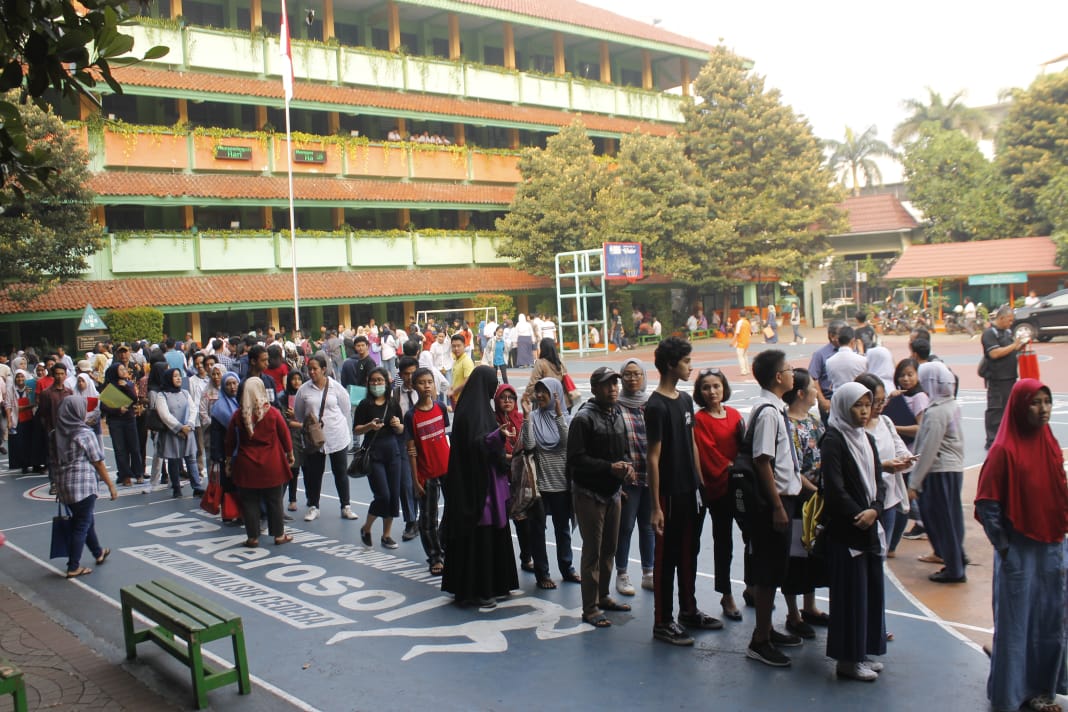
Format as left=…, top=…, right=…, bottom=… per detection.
left=340, top=505, right=359, bottom=520
left=304, top=506, right=319, bottom=522
left=641, top=573, right=655, bottom=591
left=616, top=573, right=636, bottom=596
left=861, top=660, right=884, bottom=673
left=836, top=661, right=878, bottom=681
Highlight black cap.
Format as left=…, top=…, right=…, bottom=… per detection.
left=590, top=367, right=621, bottom=385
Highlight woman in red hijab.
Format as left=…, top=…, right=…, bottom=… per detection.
left=975, top=379, right=1068, bottom=712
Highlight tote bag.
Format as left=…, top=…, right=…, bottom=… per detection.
left=49, top=500, right=73, bottom=559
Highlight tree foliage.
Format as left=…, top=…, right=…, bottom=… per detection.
left=902, top=125, right=1014, bottom=243
left=679, top=46, right=845, bottom=284
left=495, top=120, right=609, bottom=277
left=893, top=88, right=989, bottom=145
left=597, top=132, right=718, bottom=284
left=0, top=0, right=168, bottom=193
left=996, top=69, right=1068, bottom=237
left=824, top=125, right=896, bottom=196
left=0, top=92, right=102, bottom=302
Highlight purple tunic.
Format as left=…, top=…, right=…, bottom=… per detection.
left=479, top=430, right=511, bottom=527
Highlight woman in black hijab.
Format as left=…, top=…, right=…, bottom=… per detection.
left=441, top=365, right=518, bottom=607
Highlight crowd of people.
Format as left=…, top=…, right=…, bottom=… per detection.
left=2, top=308, right=1064, bottom=709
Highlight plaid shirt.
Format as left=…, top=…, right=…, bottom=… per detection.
left=55, top=430, right=105, bottom=505
left=619, top=404, right=648, bottom=484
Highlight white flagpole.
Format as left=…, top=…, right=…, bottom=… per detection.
left=280, top=0, right=300, bottom=334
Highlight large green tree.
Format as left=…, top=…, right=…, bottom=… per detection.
left=0, top=93, right=102, bottom=302
left=0, top=0, right=167, bottom=192
left=824, top=125, right=896, bottom=196
left=996, top=69, right=1068, bottom=237
left=893, top=88, right=989, bottom=145
left=902, top=125, right=1013, bottom=243
left=495, top=120, right=609, bottom=277
left=596, top=132, right=722, bottom=284
left=679, top=46, right=845, bottom=286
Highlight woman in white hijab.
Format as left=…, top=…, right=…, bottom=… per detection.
left=514, top=314, right=535, bottom=368
left=910, top=361, right=967, bottom=584
left=864, top=346, right=896, bottom=394
left=820, top=382, right=887, bottom=682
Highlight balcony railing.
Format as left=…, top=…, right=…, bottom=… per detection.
left=122, top=24, right=684, bottom=124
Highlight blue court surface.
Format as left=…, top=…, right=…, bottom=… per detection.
left=1, top=369, right=1063, bottom=711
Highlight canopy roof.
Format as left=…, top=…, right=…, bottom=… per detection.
left=884, top=236, right=1061, bottom=280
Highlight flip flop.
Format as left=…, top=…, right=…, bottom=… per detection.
left=918, top=553, right=944, bottom=564
left=582, top=613, right=612, bottom=628
left=243, top=539, right=259, bottom=548
left=274, top=535, right=293, bottom=546
left=94, top=548, right=110, bottom=566
left=562, top=571, right=582, bottom=584
left=537, top=578, right=557, bottom=590
left=65, top=567, right=92, bottom=579
left=599, top=599, right=632, bottom=612
left=430, top=563, right=444, bottom=576
left=722, top=607, right=743, bottom=621
left=287, top=502, right=298, bottom=511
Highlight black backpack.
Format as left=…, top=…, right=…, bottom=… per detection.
left=729, top=403, right=778, bottom=532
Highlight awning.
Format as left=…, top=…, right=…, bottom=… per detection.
left=884, top=236, right=1062, bottom=280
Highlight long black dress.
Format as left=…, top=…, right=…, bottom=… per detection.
left=441, top=366, right=518, bottom=604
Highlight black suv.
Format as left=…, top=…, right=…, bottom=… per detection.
left=1012, top=288, right=1068, bottom=342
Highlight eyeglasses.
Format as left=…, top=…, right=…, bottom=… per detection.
left=779, top=368, right=794, bottom=374
left=498, top=394, right=517, bottom=401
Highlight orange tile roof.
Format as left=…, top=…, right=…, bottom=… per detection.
left=454, top=0, right=714, bottom=53
left=111, top=66, right=677, bottom=137
left=884, top=236, right=1061, bottom=280
left=88, top=172, right=516, bottom=205
left=0, top=267, right=553, bottom=315
left=838, top=194, right=919, bottom=234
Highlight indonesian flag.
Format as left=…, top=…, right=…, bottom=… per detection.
left=279, top=0, right=294, bottom=101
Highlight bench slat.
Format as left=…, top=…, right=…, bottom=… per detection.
left=153, top=579, right=241, bottom=622
left=135, top=581, right=231, bottom=630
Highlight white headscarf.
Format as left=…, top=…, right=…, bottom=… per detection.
left=918, top=361, right=955, bottom=403
left=515, top=313, right=532, bottom=337
left=240, top=376, right=272, bottom=437
left=829, top=382, right=877, bottom=502
left=865, top=346, right=896, bottom=393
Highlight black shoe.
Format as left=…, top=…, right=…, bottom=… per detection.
left=678, top=610, right=723, bottom=630
left=746, top=640, right=791, bottom=667
left=360, top=527, right=372, bottom=547
left=381, top=536, right=399, bottom=549
left=785, top=619, right=816, bottom=639
left=770, top=629, right=803, bottom=647
left=902, top=524, right=927, bottom=540
left=401, top=523, right=419, bottom=541
left=653, top=621, right=694, bottom=646
left=928, top=569, right=967, bottom=584
left=171, top=490, right=182, bottom=498
left=0, top=445, right=6, bottom=454
left=192, top=489, right=205, bottom=497
left=49, top=484, right=57, bottom=495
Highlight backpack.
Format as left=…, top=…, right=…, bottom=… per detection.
left=729, top=403, right=778, bottom=532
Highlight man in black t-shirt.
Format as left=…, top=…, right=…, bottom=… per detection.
left=853, top=312, right=875, bottom=354
left=646, top=337, right=723, bottom=646
left=981, top=306, right=1026, bottom=448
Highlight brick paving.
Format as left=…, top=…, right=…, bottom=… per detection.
left=0, top=585, right=178, bottom=711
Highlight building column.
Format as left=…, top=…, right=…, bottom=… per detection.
left=599, top=41, right=611, bottom=83
left=79, top=94, right=99, bottom=120
left=402, top=301, right=416, bottom=326
left=507, top=129, right=519, bottom=149
left=641, top=50, right=653, bottom=89
left=331, top=208, right=344, bottom=229
left=396, top=118, right=407, bottom=137
left=171, top=0, right=182, bottom=19
left=604, top=137, right=616, bottom=155
left=387, top=0, right=400, bottom=51
left=177, top=99, right=189, bottom=124
left=448, top=13, right=461, bottom=59
left=337, top=305, right=351, bottom=330
left=397, top=208, right=410, bottom=229
left=327, top=112, right=340, bottom=135
left=190, top=311, right=202, bottom=344
left=254, top=105, right=267, bottom=130
left=322, top=0, right=335, bottom=40
left=268, top=307, right=281, bottom=331
left=453, top=123, right=466, bottom=146
left=503, top=23, right=515, bottom=69
left=182, top=206, right=195, bottom=229
left=92, top=206, right=106, bottom=227
left=261, top=206, right=273, bottom=230
left=516, top=294, right=530, bottom=315
left=680, top=58, right=690, bottom=97
left=457, top=211, right=470, bottom=229
left=250, top=0, right=262, bottom=30
left=553, top=32, right=565, bottom=75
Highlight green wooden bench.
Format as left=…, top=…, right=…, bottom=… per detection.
left=636, top=334, right=661, bottom=346
left=0, top=659, right=27, bottom=712
left=688, top=329, right=711, bottom=340
left=121, top=579, right=250, bottom=710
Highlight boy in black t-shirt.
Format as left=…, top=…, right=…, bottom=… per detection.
left=646, top=337, right=723, bottom=646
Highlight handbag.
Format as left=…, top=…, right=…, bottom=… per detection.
left=508, top=448, right=540, bottom=520
left=762, top=325, right=775, bottom=339
left=560, top=372, right=581, bottom=407
left=302, top=384, right=330, bottom=450
left=144, top=402, right=165, bottom=432
left=221, top=491, right=241, bottom=521
left=199, top=463, right=222, bottom=515
left=49, top=500, right=73, bottom=559
left=347, top=402, right=386, bottom=478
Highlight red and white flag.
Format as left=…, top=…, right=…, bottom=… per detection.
left=279, top=0, right=294, bottom=101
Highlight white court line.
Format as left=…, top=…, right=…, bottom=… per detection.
left=1, top=540, right=324, bottom=712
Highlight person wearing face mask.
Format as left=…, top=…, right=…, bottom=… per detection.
left=355, top=367, right=405, bottom=548
left=821, top=382, right=886, bottom=682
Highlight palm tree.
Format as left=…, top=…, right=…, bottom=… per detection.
left=893, top=88, right=989, bottom=145
left=824, top=125, right=896, bottom=196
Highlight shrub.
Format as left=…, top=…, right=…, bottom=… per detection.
left=106, top=307, right=164, bottom=344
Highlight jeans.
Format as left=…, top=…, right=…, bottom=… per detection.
left=706, top=494, right=737, bottom=595
left=573, top=489, right=621, bottom=617
left=616, top=483, right=655, bottom=573
left=239, top=484, right=285, bottom=540
left=418, top=478, right=444, bottom=566
left=302, top=449, right=350, bottom=509
left=367, top=442, right=402, bottom=519
left=66, top=494, right=103, bottom=573
left=167, top=455, right=202, bottom=494
left=108, top=416, right=144, bottom=482
left=880, top=505, right=909, bottom=553
left=494, top=364, right=509, bottom=384
left=792, top=323, right=802, bottom=342
left=528, top=490, right=575, bottom=579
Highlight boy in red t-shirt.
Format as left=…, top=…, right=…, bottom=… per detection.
left=404, top=367, right=450, bottom=575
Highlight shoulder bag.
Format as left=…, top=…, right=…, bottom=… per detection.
left=508, top=447, right=540, bottom=520
left=302, top=384, right=330, bottom=450
left=50, top=499, right=74, bottom=559
left=348, top=400, right=388, bottom=478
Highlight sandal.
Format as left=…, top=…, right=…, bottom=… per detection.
left=287, top=502, right=298, bottom=512
left=65, top=567, right=92, bottom=579
left=1028, top=697, right=1062, bottom=712
left=274, top=534, right=293, bottom=545
left=562, top=571, right=582, bottom=584
left=536, top=578, right=557, bottom=590
left=582, top=613, right=612, bottom=628
left=599, top=599, right=632, bottom=612
left=95, top=548, right=110, bottom=566
left=243, top=539, right=259, bottom=548
left=430, top=562, right=444, bottom=576
left=520, top=559, right=535, bottom=573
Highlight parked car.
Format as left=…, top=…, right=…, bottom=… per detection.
left=1012, top=288, right=1068, bottom=342
left=822, top=297, right=855, bottom=312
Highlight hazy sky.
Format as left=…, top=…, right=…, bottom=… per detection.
left=587, top=0, right=1068, bottom=181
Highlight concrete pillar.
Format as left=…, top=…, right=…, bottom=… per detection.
left=457, top=211, right=470, bottom=229
left=261, top=206, right=273, bottom=230
left=182, top=206, right=195, bottom=229
left=92, top=206, right=106, bottom=227
left=503, top=23, right=515, bottom=69
left=331, top=208, right=344, bottom=229
left=507, top=128, right=519, bottom=149
left=599, top=41, right=610, bottom=83
left=250, top=0, right=261, bottom=30
left=453, top=123, right=465, bottom=146
left=322, top=0, right=334, bottom=40
left=268, top=307, right=280, bottom=331
left=190, top=311, right=202, bottom=344
left=517, top=294, right=530, bottom=315
left=642, top=50, right=652, bottom=89
left=387, top=1, right=400, bottom=51
left=254, top=105, right=267, bottom=130
left=553, top=32, right=565, bottom=75
left=327, top=112, right=340, bottom=135
left=79, top=94, right=99, bottom=120
left=448, top=14, right=461, bottom=59
left=397, top=208, right=410, bottom=229
left=177, top=99, right=189, bottom=124
left=171, top=0, right=182, bottom=19
left=337, top=305, right=350, bottom=331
